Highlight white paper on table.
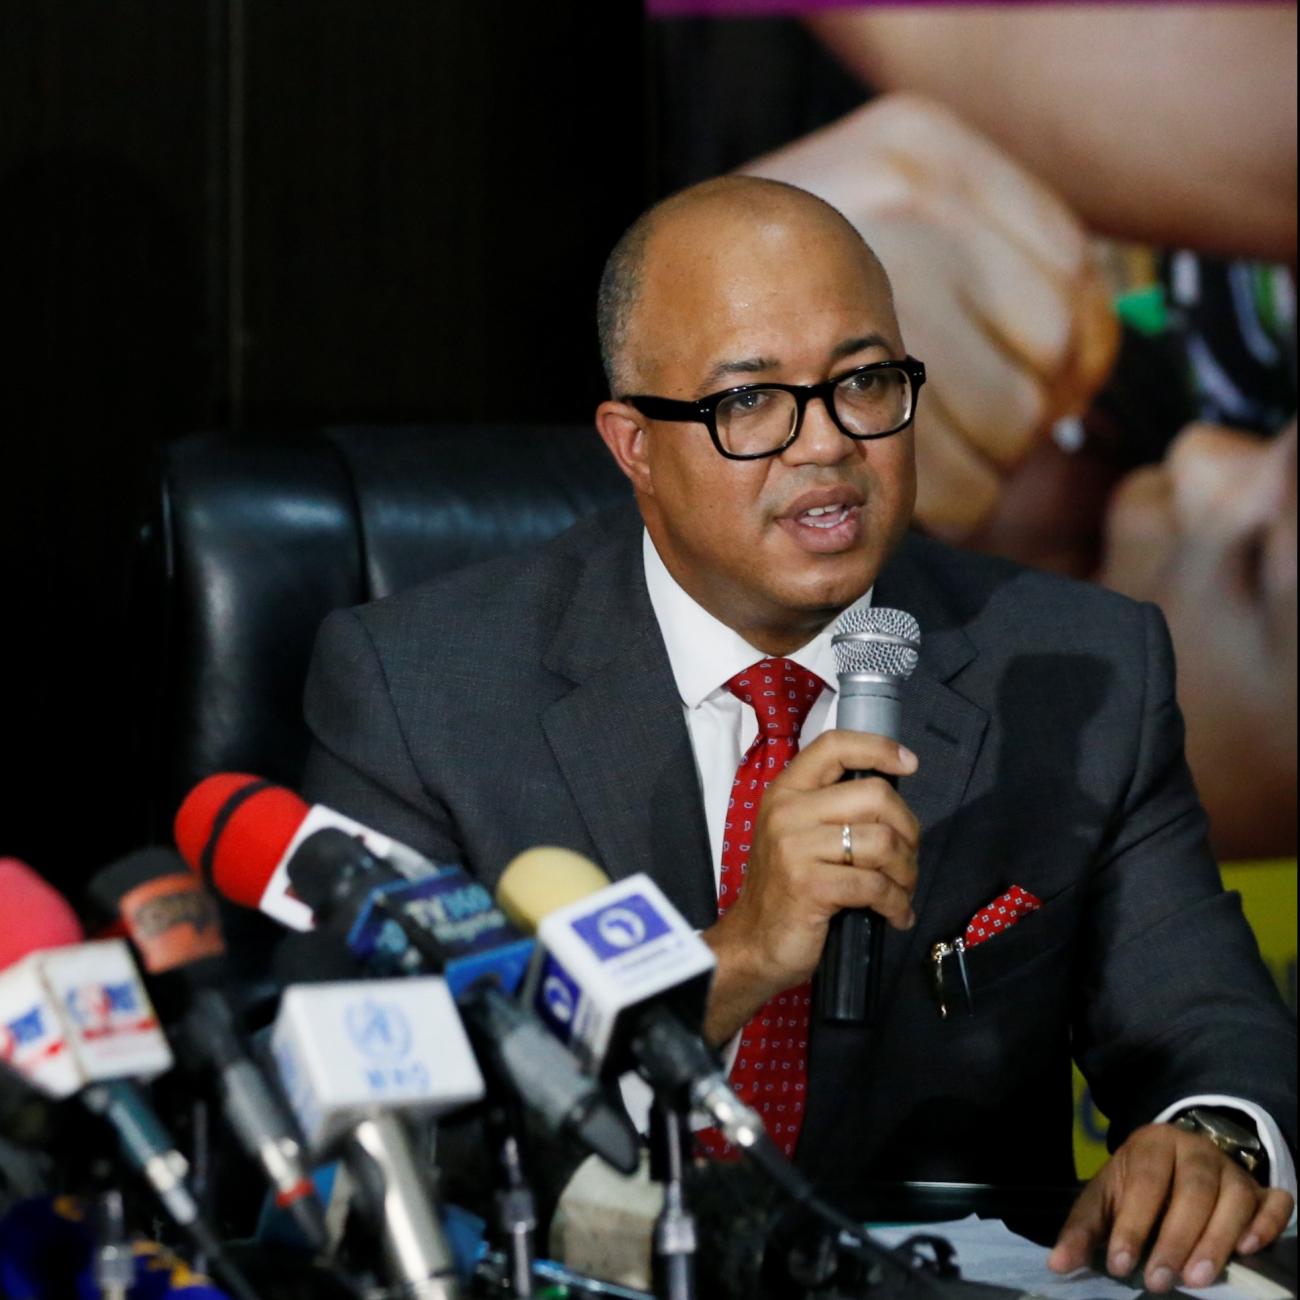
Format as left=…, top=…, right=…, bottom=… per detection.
left=865, top=1215, right=1293, bottom=1300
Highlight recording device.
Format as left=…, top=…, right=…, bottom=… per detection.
left=89, top=848, right=329, bottom=1250
left=175, top=772, right=437, bottom=931
left=496, top=846, right=956, bottom=1299
left=496, top=847, right=777, bottom=1163
left=0, top=889, right=261, bottom=1300
left=271, top=976, right=484, bottom=1300
left=174, top=774, right=640, bottom=1176
left=818, top=606, right=922, bottom=1025
left=0, top=866, right=266, bottom=1299
left=287, top=826, right=639, bottom=1176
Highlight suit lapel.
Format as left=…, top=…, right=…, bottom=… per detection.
left=536, top=522, right=991, bottom=951
left=540, top=512, right=717, bottom=930
left=873, top=534, right=989, bottom=1001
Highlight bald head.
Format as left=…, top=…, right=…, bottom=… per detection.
left=597, top=176, right=893, bottom=396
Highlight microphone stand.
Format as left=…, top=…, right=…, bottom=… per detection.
left=649, top=1098, right=697, bottom=1300
left=90, top=1186, right=134, bottom=1300
left=484, top=1094, right=538, bottom=1298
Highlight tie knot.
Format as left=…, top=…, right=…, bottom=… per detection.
left=725, top=658, right=826, bottom=738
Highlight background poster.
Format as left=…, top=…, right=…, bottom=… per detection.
left=642, top=0, right=1297, bottom=1167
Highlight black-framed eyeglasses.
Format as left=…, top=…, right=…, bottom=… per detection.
left=623, top=356, right=926, bottom=461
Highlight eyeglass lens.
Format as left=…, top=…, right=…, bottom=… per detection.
left=715, top=364, right=913, bottom=455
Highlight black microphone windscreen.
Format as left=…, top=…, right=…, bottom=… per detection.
left=87, top=847, right=195, bottom=913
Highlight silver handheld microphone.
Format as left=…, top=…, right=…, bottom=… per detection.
left=816, top=606, right=921, bottom=1025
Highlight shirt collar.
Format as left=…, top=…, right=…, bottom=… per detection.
left=642, top=529, right=873, bottom=708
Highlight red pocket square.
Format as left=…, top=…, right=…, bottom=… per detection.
left=963, top=885, right=1042, bottom=948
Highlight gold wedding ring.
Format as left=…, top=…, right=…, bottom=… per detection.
left=842, top=823, right=854, bottom=865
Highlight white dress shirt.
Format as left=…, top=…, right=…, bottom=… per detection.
left=638, top=530, right=1295, bottom=1195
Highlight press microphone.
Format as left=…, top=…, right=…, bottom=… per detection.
left=88, top=848, right=329, bottom=1250
left=0, top=859, right=83, bottom=966
left=271, top=976, right=484, bottom=1300
left=294, top=827, right=640, bottom=1176
left=282, top=827, right=642, bottom=1293
left=816, top=607, right=921, bottom=1025
left=284, top=827, right=534, bottom=995
left=496, top=847, right=783, bottom=1165
left=501, top=854, right=949, bottom=1299
left=174, top=773, right=438, bottom=931
left=0, top=869, right=262, bottom=1300
left=176, top=774, right=640, bottom=1175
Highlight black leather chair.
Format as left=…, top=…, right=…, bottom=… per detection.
left=135, top=424, right=630, bottom=846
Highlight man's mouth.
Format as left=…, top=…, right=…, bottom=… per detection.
left=775, top=489, right=865, bottom=552
left=795, top=503, right=854, bottom=530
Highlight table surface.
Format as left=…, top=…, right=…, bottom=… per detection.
left=833, top=1182, right=1297, bottom=1296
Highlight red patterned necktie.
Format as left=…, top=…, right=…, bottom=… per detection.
left=696, top=657, right=827, bottom=1161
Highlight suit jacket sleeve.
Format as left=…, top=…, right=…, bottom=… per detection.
left=1074, top=603, right=1297, bottom=1156
left=300, top=606, right=464, bottom=865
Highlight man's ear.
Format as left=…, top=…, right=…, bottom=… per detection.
left=595, top=400, right=653, bottom=495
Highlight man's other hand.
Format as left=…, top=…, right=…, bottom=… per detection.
left=702, top=731, right=919, bottom=1045
left=1049, top=1123, right=1295, bottom=1291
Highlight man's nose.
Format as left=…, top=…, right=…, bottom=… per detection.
left=782, top=394, right=854, bottom=467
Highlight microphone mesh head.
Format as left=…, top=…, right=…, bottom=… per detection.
left=832, top=606, right=921, bottom=679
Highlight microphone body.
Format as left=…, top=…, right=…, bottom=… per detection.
left=500, top=850, right=777, bottom=1159
left=817, top=608, right=921, bottom=1026
left=291, top=828, right=534, bottom=996
left=817, top=674, right=903, bottom=1025
left=0, top=867, right=264, bottom=1300
left=92, top=851, right=328, bottom=1247
left=522, top=871, right=715, bottom=1080
left=1, top=939, right=212, bottom=1238
left=270, top=977, right=483, bottom=1299
left=289, top=827, right=639, bottom=1175
left=174, top=773, right=438, bottom=931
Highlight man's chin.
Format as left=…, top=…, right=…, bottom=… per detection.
left=771, top=557, right=876, bottom=622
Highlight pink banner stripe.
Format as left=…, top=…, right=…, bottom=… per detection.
left=647, top=0, right=1178, bottom=12
left=648, top=0, right=864, bottom=12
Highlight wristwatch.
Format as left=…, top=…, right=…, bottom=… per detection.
left=1170, top=1106, right=1268, bottom=1182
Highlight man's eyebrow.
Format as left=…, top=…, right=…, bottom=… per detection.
left=830, top=333, right=892, bottom=364
left=698, top=355, right=781, bottom=393
left=697, top=334, right=894, bottom=393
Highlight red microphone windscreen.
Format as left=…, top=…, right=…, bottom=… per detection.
left=0, top=859, right=86, bottom=969
left=174, top=774, right=311, bottom=908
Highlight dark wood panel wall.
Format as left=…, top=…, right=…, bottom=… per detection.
left=0, top=1, right=648, bottom=894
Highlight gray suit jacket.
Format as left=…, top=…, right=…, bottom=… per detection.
left=301, top=502, right=1296, bottom=1193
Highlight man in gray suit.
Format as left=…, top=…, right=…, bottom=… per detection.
left=302, top=177, right=1295, bottom=1287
